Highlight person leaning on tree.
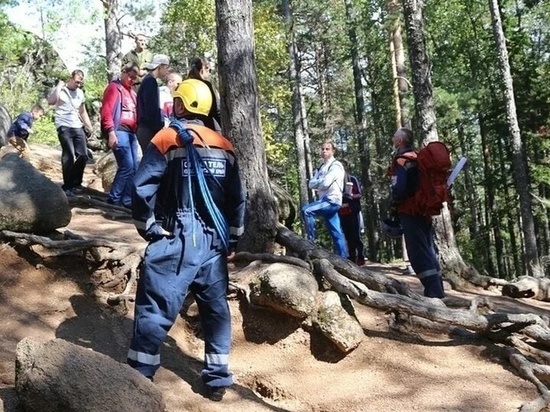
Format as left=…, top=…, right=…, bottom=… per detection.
left=301, top=140, right=347, bottom=258
left=127, top=78, right=245, bottom=401
left=389, top=127, right=445, bottom=298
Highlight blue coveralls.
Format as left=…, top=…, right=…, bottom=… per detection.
left=127, top=119, right=246, bottom=389
left=391, top=147, right=445, bottom=298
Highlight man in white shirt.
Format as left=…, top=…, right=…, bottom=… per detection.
left=301, top=141, right=347, bottom=257
left=47, top=70, right=93, bottom=197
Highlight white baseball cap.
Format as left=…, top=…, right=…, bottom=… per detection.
left=146, top=54, right=170, bottom=70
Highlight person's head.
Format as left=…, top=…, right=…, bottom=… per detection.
left=120, top=62, right=140, bottom=88
left=172, top=79, right=213, bottom=119
left=134, top=34, right=147, bottom=52
left=320, top=140, right=337, bottom=160
left=146, top=54, right=170, bottom=80
left=166, top=72, right=182, bottom=93
left=188, top=57, right=211, bottom=81
left=31, top=104, right=44, bottom=120
left=392, top=127, right=414, bottom=149
left=67, top=69, right=84, bottom=91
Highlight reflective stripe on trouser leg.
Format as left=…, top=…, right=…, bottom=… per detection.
left=189, top=252, right=233, bottom=388
left=400, top=214, right=444, bottom=298
left=128, top=213, right=218, bottom=378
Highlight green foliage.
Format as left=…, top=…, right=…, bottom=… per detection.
left=31, top=115, right=59, bottom=146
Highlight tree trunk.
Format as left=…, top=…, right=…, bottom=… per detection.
left=102, top=0, right=122, bottom=82
left=215, top=0, right=278, bottom=253
left=402, top=0, right=484, bottom=287
left=488, top=0, right=539, bottom=274
left=343, top=0, right=374, bottom=258
left=283, top=0, right=310, bottom=207
left=480, top=113, right=502, bottom=277
left=401, top=0, right=437, bottom=143
left=388, top=0, right=409, bottom=128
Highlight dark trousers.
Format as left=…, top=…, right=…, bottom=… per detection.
left=400, top=213, right=445, bottom=298
left=57, top=126, right=88, bottom=191
left=340, top=212, right=365, bottom=261
left=137, top=125, right=157, bottom=155
left=128, top=212, right=232, bottom=388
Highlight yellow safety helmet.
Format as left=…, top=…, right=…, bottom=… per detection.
left=172, top=78, right=212, bottom=116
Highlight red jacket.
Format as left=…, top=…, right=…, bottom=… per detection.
left=101, top=81, right=137, bottom=133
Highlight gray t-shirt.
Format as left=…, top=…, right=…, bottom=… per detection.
left=54, top=87, right=85, bottom=128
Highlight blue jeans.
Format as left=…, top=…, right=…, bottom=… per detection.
left=108, top=130, right=139, bottom=207
left=301, top=198, right=347, bottom=257
left=400, top=214, right=445, bottom=298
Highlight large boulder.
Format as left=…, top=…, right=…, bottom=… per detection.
left=0, top=103, right=11, bottom=147
left=250, top=263, right=319, bottom=318
left=0, top=153, right=71, bottom=232
left=15, top=338, right=165, bottom=412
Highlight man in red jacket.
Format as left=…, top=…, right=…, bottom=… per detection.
left=100, top=62, right=140, bottom=208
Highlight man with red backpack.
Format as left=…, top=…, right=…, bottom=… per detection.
left=100, top=62, right=140, bottom=208
left=388, top=127, right=447, bottom=298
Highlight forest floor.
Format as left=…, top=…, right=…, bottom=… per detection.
left=0, top=144, right=548, bottom=412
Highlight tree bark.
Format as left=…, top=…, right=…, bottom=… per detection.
left=488, top=0, right=539, bottom=274
left=283, top=0, right=310, bottom=207
left=388, top=0, right=409, bottom=128
left=102, top=0, right=122, bottom=82
left=344, top=0, right=374, bottom=258
left=216, top=0, right=278, bottom=253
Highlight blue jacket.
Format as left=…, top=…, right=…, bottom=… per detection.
left=136, top=74, right=163, bottom=133
left=132, top=119, right=246, bottom=251
left=8, top=111, right=33, bottom=140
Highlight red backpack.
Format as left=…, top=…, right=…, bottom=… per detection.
left=397, top=141, right=452, bottom=216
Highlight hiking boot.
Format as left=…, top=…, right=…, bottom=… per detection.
left=73, top=185, right=85, bottom=194
left=64, top=189, right=75, bottom=198
left=206, top=386, right=226, bottom=402
left=356, top=257, right=366, bottom=266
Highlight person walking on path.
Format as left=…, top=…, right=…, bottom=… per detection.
left=47, top=69, right=93, bottom=197
left=100, top=62, right=140, bottom=208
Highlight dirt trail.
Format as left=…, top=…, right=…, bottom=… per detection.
left=0, top=145, right=546, bottom=412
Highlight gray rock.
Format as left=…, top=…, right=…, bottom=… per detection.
left=94, top=151, right=116, bottom=192
left=250, top=263, right=318, bottom=317
left=15, top=338, right=165, bottom=412
left=313, top=291, right=364, bottom=353
left=0, top=103, right=11, bottom=147
left=0, top=153, right=71, bottom=233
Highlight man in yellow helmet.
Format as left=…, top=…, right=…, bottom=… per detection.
left=127, top=79, right=245, bottom=402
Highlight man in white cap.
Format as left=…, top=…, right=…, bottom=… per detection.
left=136, top=54, right=170, bottom=153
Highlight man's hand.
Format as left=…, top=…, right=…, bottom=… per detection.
left=107, top=132, right=118, bottom=149
left=227, top=251, right=236, bottom=262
